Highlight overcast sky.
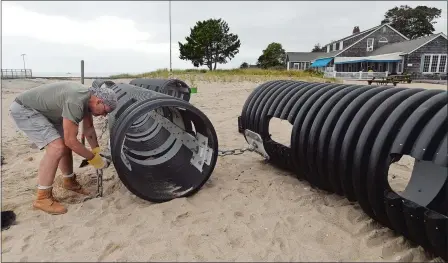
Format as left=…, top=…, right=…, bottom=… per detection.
left=2, top=1, right=447, bottom=75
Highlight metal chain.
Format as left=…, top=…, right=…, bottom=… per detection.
left=218, top=145, right=255, bottom=157
left=97, top=118, right=108, bottom=140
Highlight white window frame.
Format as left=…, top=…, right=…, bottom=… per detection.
left=379, top=37, right=388, bottom=43
left=367, top=38, right=374, bottom=51
left=332, top=43, right=337, bottom=51
left=326, top=45, right=330, bottom=53
left=339, top=41, right=344, bottom=50
left=397, top=61, right=402, bottom=73
left=293, top=61, right=310, bottom=70
left=438, top=55, right=447, bottom=73
left=421, top=54, right=448, bottom=74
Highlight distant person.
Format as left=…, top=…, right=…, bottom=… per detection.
left=9, top=81, right=117, bottom=215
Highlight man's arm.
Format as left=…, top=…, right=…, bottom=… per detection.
left=63, top=118, right=95, bottom=160
left=82, top=112, right=99, bottom=149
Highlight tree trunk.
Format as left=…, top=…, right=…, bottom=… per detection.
left=214, top=46, right=221, bottom=70
left=205, top=45, right=212, bottom=70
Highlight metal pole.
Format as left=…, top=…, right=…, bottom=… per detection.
left=81, top=59, right=85, bottom=146
left=81, top=60, right=85, bottom=84
left=21, top=54, right=26, bottom=78
left=169, top=0, right=172, bottom=72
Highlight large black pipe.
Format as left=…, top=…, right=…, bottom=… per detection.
left=92, top=79, right=218, bottom=203
left=129, top=78, right=191, bottom=102
left=238, top=80, right=447, bottom=260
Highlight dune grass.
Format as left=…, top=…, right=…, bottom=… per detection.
left=109, top=68, right=340, bottom=84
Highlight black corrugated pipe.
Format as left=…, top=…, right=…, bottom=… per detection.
left=238, top=80, right=447, bottom=260
left=129, top=78, right=191, bottom=102
left=92, top=80, right=218, bottom=203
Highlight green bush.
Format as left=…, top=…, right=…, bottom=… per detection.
left=109, top=68, right=339, bottom=83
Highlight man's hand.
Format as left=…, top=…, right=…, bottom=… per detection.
left=79, top=153, right=111, bottom=168
left=92, top=146, right=101, bottom=155
left=87, top=152, right=111, bottom=169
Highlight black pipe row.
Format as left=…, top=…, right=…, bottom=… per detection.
left=93, top=79, right=218, bottom=203
left=129, top=78, right=191, bottom=102
left=238, top=80, right=447, bottom=260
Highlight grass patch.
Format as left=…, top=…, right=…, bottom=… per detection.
left=109, top=68, right=340, bottom=84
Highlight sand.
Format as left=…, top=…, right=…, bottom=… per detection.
left=1, top=77, right=445, bottom=262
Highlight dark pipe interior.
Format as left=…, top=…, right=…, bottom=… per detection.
left=97, top=80, right=218, bottom=203
left=112, top=104, right=217, bottom=202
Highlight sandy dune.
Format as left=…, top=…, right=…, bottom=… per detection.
left=1, top=77, right=444, bottom=262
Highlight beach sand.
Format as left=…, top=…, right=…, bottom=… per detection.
left=1, top=78, right=445, bottom=262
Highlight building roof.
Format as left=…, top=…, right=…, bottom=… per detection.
left=370, top=33, right=447, bottom=56
left=326, top=25, right=382, bottom=46
left=332, top=23, right=409, bottom=57
left=286, top=51, right=339, bottom=62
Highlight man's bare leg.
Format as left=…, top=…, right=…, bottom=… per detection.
left=58, top=147, right=73, bottom=175
left=37, top=139, right=66, bottom=186
left=58, top=143, right=90, bottom=195
left=34, top=138, right=68, bottom=215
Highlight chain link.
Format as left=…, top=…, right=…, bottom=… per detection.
left=97, top=118, right=108, bottom=141
left=218, top=145, right=255, bottom=157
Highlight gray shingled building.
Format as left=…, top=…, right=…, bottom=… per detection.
left=286, top=23, right=447, bottom=78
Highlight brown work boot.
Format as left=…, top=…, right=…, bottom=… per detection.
left=33, top=188, right=67, bottom=215
left=63, top=174, right=90, bottom=195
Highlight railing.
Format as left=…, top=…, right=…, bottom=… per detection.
left=1, top=69, right=33, bottom=79
left=325, top=71, right=388, bottom=79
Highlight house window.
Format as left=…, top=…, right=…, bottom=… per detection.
left=332, top=43, right=336, bottom=51
left=430, top=56, right=439, bottom=72
left=438, top=55, right=447, bottom=72
left=379, top=37, right=388, bottom=43
left=326, top=45, right=330, bottom=53
left=422, top=54, right=448, bottom=73
left=367, top=38, right=374, bottom=51
left=339, top=41, right=343, bottom=50
left=293, top=62, right=310, bottom=70
left=382, top=27, right=387, bottom=33
left=422, top=55, right=431, bottom=72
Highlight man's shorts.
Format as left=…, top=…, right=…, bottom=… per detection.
left=9, top=100, right=64, bottom=150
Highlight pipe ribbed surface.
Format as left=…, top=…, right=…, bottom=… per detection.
left=93, top=80, right=218, bottom=203
left=129, top=78, right=191, bottom=102
left=238, top=80, right=447, bottom=260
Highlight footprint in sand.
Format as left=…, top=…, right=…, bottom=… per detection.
left=171, top=211, right=190, bottom=227
left=363, top=228, right=395, bottom=248
left=21, top=234, right=32, bottom=252
left=234, top=211, right=243, bottom=218
left=98, top=242, right=122, bottom=261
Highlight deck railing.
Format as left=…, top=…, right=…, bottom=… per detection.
left=1, top=69, right=33, bottom=79
left=324, top=71, right=388, bottom=79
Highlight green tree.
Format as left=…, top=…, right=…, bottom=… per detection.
left=178, top=18, right=241, bottom=70
left=240, top=62, right=249, bottom=69
left=256, top=42, right=286, bottom=69
left=381, top=5, right=442, bottom=39
left=311, top=43, right=322, bottom=52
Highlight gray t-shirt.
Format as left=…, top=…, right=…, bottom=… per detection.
left=16, top=81, right=90, bottom=125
